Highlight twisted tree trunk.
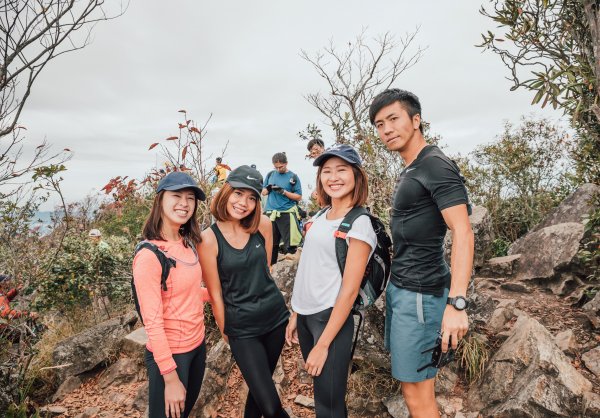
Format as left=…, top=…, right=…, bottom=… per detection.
left=583, top=1, right=600, bottom=122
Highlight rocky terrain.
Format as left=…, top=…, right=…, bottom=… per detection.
left=33, top=184, right=600, bottom=417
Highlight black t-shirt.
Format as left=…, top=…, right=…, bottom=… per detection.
left=390, top=145, right=471, bottom=296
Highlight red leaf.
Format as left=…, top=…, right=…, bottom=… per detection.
left=182, top=146, right=188, bottom=160
left=178, top=109, right=186, bottom=113
left=149, top=143, right=159, bottom=150
left=190, top=127, right=201, bottom=134
left=64, top=148, right=71, bottom=152
left=166, top=136, right=178, bottom=141
left=178, top=123, right=186, bottom=129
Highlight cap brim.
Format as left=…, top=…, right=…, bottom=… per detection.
left=313, top=152, right=361, bottom=167
left=227, top=180, right=262, bottom=197
left=162, top=184, right=206, bottom=201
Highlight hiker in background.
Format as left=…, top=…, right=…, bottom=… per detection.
left=370, top=88, right=473, bottom=418
left=307, top=138, right=325, bottom=159
left=0, top=274, right=37, bottom=320
left=285, top=145, right=376, bottom=418
left=199, top=165, right=290, bottom=418
left=261, top=152, right=303, bottom=265
left=213, top=157, right=232, bottom=185
left=88, top=228, right=110, bottom=250
left=306, top=139, right=325, bottom=202
left=132, top=171, right=207, bottom=418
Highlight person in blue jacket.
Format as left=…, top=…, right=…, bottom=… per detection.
left=261, top=152, right=303, bottom=265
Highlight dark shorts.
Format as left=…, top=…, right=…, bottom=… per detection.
left=384, top=283, right=449, bottom=382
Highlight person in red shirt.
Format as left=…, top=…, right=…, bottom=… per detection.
left=132, top=172, right=207, bottom=418
left=0, top=274, right=37, bottom=320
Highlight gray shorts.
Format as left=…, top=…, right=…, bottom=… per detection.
left=384, top=283, right=449, bottom=382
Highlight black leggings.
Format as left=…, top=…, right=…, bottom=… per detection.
left=269, top=214, right=297, bottom=265
left=145, top=341, right=206, bottom=418
left=297, top=308, right=354, bottom=418
left=229, top=322, right=290, bottom=418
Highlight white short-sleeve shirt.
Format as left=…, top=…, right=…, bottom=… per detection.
left=291, top=209, right=377, bottom=315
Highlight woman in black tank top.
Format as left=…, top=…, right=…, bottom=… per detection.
left=199, top=165, right=290, bottom=418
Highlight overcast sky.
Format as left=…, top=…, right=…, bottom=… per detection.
left=20, top=0, right=566, bottom=210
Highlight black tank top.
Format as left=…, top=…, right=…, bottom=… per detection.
left=211, top=223, right=289, bottom=338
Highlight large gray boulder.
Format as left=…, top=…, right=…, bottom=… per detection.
left=270, top=258, right=298, bottom=305
left=581, top=346, right=600, bottom=378
left=527, top=183, right=600, bottom=234
left=444, top=205, right=493, bottom=268
left=505, top=183, right=599, bottom=291
left=190, top=339, right=235, bottom=418
left=468, top=315, right=592, bottom=417
left=508, top=222, right=585, bottom=282
left=52, top=312, right=138, bottom=383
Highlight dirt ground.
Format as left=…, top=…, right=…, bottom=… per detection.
left=44, top=282, right=599, bottom=417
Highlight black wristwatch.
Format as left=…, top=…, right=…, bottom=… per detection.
left=447, top=296, right=469, bottom=311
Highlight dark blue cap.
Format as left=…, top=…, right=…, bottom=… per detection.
left=313, top=144, right=362, bottom=167
left=156, top=171, right=206, bottom=201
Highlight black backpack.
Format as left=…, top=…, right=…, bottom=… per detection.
left=131, top=241, right=178, bottom=325
left=311, top=206, right=392, bottom=367
left=332, top=207, right=392, bottom=311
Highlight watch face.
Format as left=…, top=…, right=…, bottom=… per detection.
left=455, top=298, right=467, bottom=310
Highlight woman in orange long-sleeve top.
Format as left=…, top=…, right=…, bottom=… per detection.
left=132, top=172, right=206, bottom=418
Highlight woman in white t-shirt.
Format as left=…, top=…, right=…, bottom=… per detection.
left=285, top=144, right=376, bottom=418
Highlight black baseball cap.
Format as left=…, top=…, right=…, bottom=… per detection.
left=313, top=144, right=362, bottom=167
left=226, top=165, right=263, bottom=196
left=156, top=171, right=206, bottom=201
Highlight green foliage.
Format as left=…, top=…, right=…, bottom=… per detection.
left=456, top=117, right=575, bottom=244
left=490, top=238, right=511, bottom=258
left=36, top=233, right=133, bottom=316
left=297, top=123, right=323, bottom=144
left=479, top=0, right=600, bottom=183
left=95, top=197, right=152, bottom=242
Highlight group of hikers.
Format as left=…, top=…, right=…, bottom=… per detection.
left=131, top=88, right=474, bottom=418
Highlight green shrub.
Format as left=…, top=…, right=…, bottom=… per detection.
left=95, top=197, right=152, bottom=242
left=36, top=233, right=133, bottom=316
left=456, top=117, right=575, bottom=245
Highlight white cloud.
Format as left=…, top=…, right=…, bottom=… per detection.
left=17, top=0, right=567, bottom=209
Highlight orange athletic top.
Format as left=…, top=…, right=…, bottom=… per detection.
left=132, top=239, right=206, bottom=375
left=0, top=288, right=29, bottom=319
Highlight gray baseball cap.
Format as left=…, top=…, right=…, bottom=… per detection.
left=226, top=165, right=263, bottom=196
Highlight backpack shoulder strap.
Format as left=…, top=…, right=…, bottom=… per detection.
left=265, top=170, right=275, bottom=184
left=334, top=206, right=369, bottom=275
left=312, top=206, right=330, bottom=220
left=134, top=241, right=176, bottom=291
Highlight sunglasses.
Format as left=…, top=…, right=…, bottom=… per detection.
left=416, top=331, right=455, bottom=373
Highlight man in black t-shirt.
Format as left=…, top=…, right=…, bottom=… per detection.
left=370, top=89, right=474, bottom=418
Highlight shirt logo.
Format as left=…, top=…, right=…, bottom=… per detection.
left=406, top=168, right=416, bottom=173
left=247, top=175, right=258, bottom=180
left=255, top=244, right=261, bottom=248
